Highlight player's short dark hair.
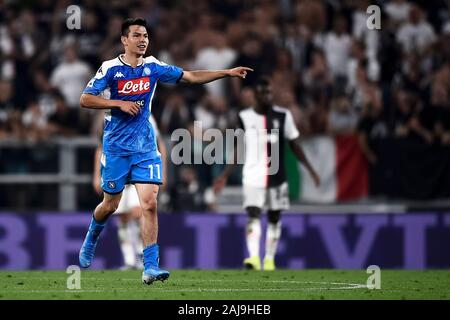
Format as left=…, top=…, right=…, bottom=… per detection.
left=121, top=18, right=147, bottom=36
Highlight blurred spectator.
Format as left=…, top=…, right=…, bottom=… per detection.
left=3, top=10, right=40, bottom=109
left=141, top=0, right=163, bottom=28
left=47, top=90, right=80, bottom=137
left=194, top=34, right=236, bottom=98
left=294, top=0, right=326, bottom=36
left=351, top=0, right=379, bottom=65
left=160, top=91, right=193, bottom=134
left=0, top=79, right=14, bottom=111
left=396, top=5, right=436, bottom=55
left=282, top=23, right=312, bottom=74
left=21, top=100, right=49, bottom=142
left=77, top=9, right=103, bottom=68
left=171, top=165, right=205, bottom=212
left=271, top=47, right=298, bottom=97
left=320, top=14, right=352, bottom=82
left=347, top=40, right=380, bottom=93
left=351, top=60, right=382, bottom=115
left=237, top=86, right=255, bottom=111
left=194, top=95, right=232, bottom=132
left=302, top=48, right=331, bottom=106
left=328, top=93, right=358, bottom=135
left=356, top=61, right=386, bottom=165
left=186, top=12, right=221, bottom=55
left=357, top=83, right=388, bottom=196
left=230, top=32, right=274, bottom=102
left=392, top=89, right=418, bottom=138
left=384, top=0, right=412, bottom=26
left=98, top=15, right=124, bottom=61
left=50, top=44, right=92, bottom=109
left=415, top=61, right=450, bottom=145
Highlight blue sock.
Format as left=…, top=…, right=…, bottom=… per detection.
left=88, top=215, right=106, bottom=242
left=143, top=243, right=159, bottom=269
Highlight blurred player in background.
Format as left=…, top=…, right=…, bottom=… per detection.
left=214, top=76, right=320, bottom=271
left=92, top=115, right=166, bottom=270
left=78, top=17, right=252, bottom=284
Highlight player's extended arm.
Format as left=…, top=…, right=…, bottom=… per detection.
left=288, top=137, right=320, bottom=187
left=180, top=67, right=253, bottom=84
left=80, top=93, right=142, bottom=116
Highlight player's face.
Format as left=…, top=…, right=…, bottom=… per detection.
left=255, top=84, right=273, bottom=106
left=123, top=25, right=149, bottom=56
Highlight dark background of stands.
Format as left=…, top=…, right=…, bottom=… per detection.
left=0, top=0, right=449, bottom=211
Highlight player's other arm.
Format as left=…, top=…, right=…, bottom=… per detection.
left=92, top=144, right=102, bottom=195
left=180, top=67, right=253, bottom=85
left=80, top=93, right=142, bottom=116
left=288, top=137, right=320, bottom=187
left=156, top=135, right=168, bottom=190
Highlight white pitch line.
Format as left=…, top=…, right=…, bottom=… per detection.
left=1, top=277, right=369, bottom=291
left=1, top=280, right=370, bottom=294
left=3, top=287, right=367, bottom=294
left=2, top=277, right=366, bottom=286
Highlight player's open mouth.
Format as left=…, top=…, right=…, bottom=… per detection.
left=138, top=45, right=146, bottom=49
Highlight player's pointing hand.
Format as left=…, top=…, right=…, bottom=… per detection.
left=228, top=67, right=254, bottom=79
left=118, top=101, right=141, bottom=116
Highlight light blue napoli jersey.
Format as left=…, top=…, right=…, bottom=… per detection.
left=83, top=55, right=183, bottom=156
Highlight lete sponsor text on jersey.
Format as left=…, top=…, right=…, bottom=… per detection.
left=118, top=77, right=151, bottom=95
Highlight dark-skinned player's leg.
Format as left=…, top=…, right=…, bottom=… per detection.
left=243, top=206, right=262, bottom=270
left=263, top=210, right=282, bottom=271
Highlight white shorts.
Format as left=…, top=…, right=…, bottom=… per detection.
left=243, top=182, right=289, bottom=211
left=115, top=184, right=140, bottom=214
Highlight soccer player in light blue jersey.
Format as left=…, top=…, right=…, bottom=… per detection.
left=78, top=17, right=252, bottom=284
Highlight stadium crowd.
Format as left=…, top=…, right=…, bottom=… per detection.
left=1, top=0, right=450, bottom=210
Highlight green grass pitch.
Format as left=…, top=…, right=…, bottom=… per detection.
left=1, top=269, right=449, bottom=300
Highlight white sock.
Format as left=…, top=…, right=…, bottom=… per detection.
left=118, top=221, right=136, bottom=267
left=265, top=222, right=281, bottom=260
left=246, top=218, right=261, bottom=258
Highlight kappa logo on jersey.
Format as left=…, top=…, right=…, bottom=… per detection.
left=117, top=77, right=151, bottom=95
left=86, top=78, right=95, bottom=88
left=114, top=71, right=125, bottom=78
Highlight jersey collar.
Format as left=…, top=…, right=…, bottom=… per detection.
left=118, top=54, right=144, bottom=67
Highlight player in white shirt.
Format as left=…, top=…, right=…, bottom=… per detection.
left=214, top=76, right=320, bottom=271
left=93, top=115, right=166, bottom=270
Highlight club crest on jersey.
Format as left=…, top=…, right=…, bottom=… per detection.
left=118, top=77, right=151, bottom=95
left=107, top=181, right=116, bottom=189
left=143, top=67, right=151, bottom=75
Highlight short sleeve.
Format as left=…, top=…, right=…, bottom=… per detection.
left=83, top=63, right=111, bottom=96
left=284, top=109, right=300, bottom=140
left=155, top=60, right=184, bottom=84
